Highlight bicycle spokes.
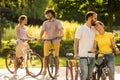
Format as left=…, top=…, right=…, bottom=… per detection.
left=26, top=52, right=43, bottom=77
left=5, top=51, right=15, bottom=73
left=47, top=55, right=57, bottom=79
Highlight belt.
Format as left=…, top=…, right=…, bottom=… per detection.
left=80, top=57, right=88, bottom=59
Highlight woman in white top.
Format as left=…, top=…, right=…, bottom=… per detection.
left=14, top=15, right=35, bottom=76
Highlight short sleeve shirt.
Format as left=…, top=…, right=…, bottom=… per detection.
left=75, top=24, right=96, bottom=57
left=95, top=32, right=114, bottom=52
left=16, top=25, right=28, bottom=39
left=41, top=19, right=63, bottom=39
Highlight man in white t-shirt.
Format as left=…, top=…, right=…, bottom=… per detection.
left=74, top=11, right=97, bottom=80
left=40, top=9, right=63, bottom=76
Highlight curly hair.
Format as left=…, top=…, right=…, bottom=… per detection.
left=44, top=8, right=56, bottom=18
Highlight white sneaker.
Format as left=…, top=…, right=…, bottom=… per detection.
left=39, top=75, right=45, bottom=80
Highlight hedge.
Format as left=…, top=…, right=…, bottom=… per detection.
left=1, top=40, right=74, bottom=57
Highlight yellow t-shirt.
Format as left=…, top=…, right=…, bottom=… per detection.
left=95, top=32, right=114, bottom=56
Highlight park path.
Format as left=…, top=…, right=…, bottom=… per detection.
left=0, top=66, right=120, bottom=80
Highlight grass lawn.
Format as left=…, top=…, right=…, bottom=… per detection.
left=0, top=55, right=120, bottom=68
left=0, top=56, right=67, bottom=68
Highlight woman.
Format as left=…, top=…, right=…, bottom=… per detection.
left=14, top=15, right=35, bottom=76
left=93, top=21, right=119, bottom=80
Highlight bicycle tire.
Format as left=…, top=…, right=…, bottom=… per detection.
left=92, top=71, right=98, bottom=80
left=101, top=66, right=114, bottom=80
left=66, top=60, right=73, bottom=80
left=26, top=52, right=43, bottom=77
left=47, top=53, right=57, bottom=79
left=97, top=64, right=108, bottom=80
left=92, top=64, right=99, bottom=80
left=5, top=50, right=15, bottom=73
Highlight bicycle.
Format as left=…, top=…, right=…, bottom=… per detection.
left=88, top=51, right=114, bottom=80
left=5, top=39, right=43, bottom=77
left=42, top=37, right=61, bottom=79
left=66, top=53, right=81, bottom=80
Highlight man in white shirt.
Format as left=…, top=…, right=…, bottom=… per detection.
left=40, top=9, right=63, bottom=76
left=74, top=11, right=97, bottom=80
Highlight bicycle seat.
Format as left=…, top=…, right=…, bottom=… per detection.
left=66, top=53, right=73, bottom=59
left=9, top=50, right=15, bottom=55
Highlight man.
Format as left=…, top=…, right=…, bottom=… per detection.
left=40, top=8, right=63, bottom=75
left=74, top=11, right=97, bottom=80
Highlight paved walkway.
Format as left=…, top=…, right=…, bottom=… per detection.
left=0, top=66, right=120, bottom=80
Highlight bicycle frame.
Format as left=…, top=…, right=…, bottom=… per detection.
left=43, top=37, right=61, bottom=79
left=66, top=53, right=81, bottom=80
left=5, top=39, right=43, bottom=77
left=92, top=52, right=113, bottom=80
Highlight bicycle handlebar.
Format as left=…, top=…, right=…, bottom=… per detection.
left=40, top=36, right=62, bottom=43
left=20, top=38, right=37, bottom=41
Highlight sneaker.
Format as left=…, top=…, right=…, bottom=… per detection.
left=39, top=75, right=45, bottom=80
left=13, top=74, right=18, bottom=80
left=26, top=71, right=34, bottom=76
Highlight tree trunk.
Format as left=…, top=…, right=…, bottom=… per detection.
left=88, top=0, right=94, bottom=11
left=0, top=27, right=2, bottom=48
left=107, top=0, right=113, bottom=32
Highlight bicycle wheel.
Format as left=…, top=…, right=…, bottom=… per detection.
left=26, top=52, right=43, bottom=77
left=92, top=65, right=99, bottom=80
left=101, top=67, right=113, bottom=80
left=5, top=50, right=15, bottom=73
left=47, top=53, right=57, bottom=79
left=92, top=71, right=98, bottom=80
left=66, top=60, right=73, bottom=80
left=97, top=65, right=108, bottom=80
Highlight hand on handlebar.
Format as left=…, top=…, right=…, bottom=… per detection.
left=37, top=38, right=43, bottom=42
left=88, top=49, right=97, bottom=53
left=74, top=54, right=78, bottom=59
left=114, top=47, right=120, bottom=55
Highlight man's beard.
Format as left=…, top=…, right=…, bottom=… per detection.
left=91, top=20, right=96, bottom=26
left=92, top=23, right=96, bottom=26
left=48, top=16, right=52, bottom=20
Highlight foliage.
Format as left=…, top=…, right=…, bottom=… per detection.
left=1, top=20, right=120, bottom=57
left=2, top=21, right=81, bottom=40
left=0, top=16, right=16, bottom=48
left=1, top=21, right=81, bottom=56
left=1, top=39, right=16, bottom=56
left=48, top=0, right=86, bottom=23
left=1, top=39, right=74, bottom=57
left=0, top=57, right=66, bottom=68
left=0, top=0, right=49, bottom=21
left=48, top=0, right=120, bottom=31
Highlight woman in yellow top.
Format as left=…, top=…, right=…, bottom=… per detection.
left=93, top=21, right=119, bottom=80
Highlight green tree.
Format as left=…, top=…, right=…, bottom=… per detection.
left=49, top=0, right=120, bottom=31
left=0, top=0, right=49, bottom=21
left=0, top=0, right=50, bottom=49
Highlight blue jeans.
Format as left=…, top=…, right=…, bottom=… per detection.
left=98, top=54, right=115, bottom=79
left=79, top=57, right=95, bottom=80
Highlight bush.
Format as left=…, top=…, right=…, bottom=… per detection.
left=1, top=40, right=16, bottom=56
left=1, top=40, right=74, bottom=57
left=28, top=40, right=74, bottom=57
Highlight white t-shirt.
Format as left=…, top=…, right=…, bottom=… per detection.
left=75, top=24, right=96, bottom=57
left=42, top=19, right=63, bottom=39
